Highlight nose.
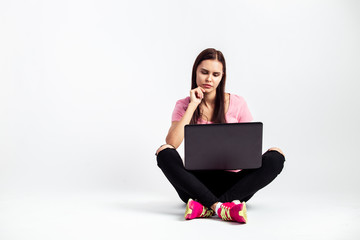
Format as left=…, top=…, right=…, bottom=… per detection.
left=206, top=74, right=212, bottom=82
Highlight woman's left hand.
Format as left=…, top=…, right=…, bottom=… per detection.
left=268, top=147, right=284, bottom=156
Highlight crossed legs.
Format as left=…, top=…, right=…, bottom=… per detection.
left=156, top=145, right=285, bottom=209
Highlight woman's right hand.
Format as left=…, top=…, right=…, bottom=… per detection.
left=165, top=86, right=205, bottom=148
left=190, top=87, right=205, bottom=105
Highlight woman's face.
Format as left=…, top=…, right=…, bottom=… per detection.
left=196, top=59, right=223, bottom=93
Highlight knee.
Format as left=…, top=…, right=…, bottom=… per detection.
left=263, top=150, right=285, bottom=174
left=267, top=147, right=285, bottom=157
left=155, top=144, right=175, bottom=156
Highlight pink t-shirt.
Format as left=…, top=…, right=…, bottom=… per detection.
left=171, top=94, right=253, bottom=123
left=171, top=93, right=253, bottom=172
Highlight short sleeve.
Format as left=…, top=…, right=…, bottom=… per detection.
left=233, top=95, right=253, bottom=122
left=171, top=97, right=190, bottom=122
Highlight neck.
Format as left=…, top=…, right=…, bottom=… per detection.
left=202, top=91, right=216, bottom=108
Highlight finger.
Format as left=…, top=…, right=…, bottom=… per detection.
left=194, top=91, right=199, bottom=98
left=199, top=87, right=205, bottom=92
left=268, top=147, right=284, bottom=156
left=195, top=90, right=202, bottom=99
left=197, top=89, right=203, bottom=99
left=191, top=89, right=197, bottom=98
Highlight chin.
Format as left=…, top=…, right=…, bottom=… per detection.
left=204, top=89, right=214, bottom=94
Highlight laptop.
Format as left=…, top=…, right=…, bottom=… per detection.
left=184, top=122, right=263, bottom=170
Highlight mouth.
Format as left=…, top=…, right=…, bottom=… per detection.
left=203, top=84, right=212, bottom=88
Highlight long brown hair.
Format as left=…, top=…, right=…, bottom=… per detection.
left=190, top=48, right=227, bottom=124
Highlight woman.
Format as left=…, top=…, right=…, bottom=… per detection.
left=155, top=48, right=285, bottom=224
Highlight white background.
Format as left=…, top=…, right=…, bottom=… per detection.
left=1, top=1, right=360, bottom=238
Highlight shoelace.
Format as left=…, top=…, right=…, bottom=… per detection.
left=199, top=207, right=214, bottom=217
left=219, top=204, right=233, bottom=221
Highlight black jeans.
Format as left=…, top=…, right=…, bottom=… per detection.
left=156, top=148, right=285, bottom=209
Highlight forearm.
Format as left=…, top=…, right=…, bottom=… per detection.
left=165, top=102, right=198, bottom=148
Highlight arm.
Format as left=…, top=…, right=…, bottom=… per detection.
left=165, top=87, right=205, bottom=149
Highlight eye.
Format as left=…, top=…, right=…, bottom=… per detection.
left=201, top=70, right=208, bottom=74
left=213, top=73, right=220, bottom=77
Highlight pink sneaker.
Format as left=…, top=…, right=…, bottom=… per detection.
left=184, top=199, right=215, bottom=220
left=217, top=200, right=247, bottom=223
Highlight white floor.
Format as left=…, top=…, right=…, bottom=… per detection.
left=0, top=190, right=359, bottom=240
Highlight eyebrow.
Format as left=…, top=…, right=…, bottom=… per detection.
left=200, top=68, right=221, bottom=74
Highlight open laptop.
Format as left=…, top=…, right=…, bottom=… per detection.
left=184, top=122, right=263, bottom=170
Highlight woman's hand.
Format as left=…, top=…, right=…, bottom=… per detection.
left=190, top=87, right=205, bottom=105
left=268, top=147, right=285, bottom=157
